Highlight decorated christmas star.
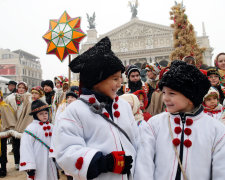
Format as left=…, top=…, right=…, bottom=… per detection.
left=43, top=11, right=86, bottom=61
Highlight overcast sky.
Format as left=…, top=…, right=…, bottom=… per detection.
left=0, top=0, right=224, bottom=80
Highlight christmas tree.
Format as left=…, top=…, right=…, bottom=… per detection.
left=169, top=2, right=205, bottom=66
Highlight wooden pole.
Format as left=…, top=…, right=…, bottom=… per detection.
left=68, top=55, right=71, bottom=89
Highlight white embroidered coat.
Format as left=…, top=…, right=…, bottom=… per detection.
left=53, top=95, right=139, bottom=180
left=19, top=120, right=58, bottom=180
left=134, top=111, right=225, bottom=180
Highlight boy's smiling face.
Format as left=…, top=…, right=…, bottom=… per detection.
left=93, top=71, right=122, bottom=100
left=162, top=86, right=194, bottom=113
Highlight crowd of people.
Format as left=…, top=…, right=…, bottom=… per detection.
left=0, top=37, right=225, bottom=180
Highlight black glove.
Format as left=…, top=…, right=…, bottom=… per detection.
left=105, top=151, right=133, bottom=174
left=27, top=169, right=35, bottom=179
left=87, top=151, right=133, bottom=179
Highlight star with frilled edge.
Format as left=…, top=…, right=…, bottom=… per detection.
left=43, top=11, right=86, bottom=61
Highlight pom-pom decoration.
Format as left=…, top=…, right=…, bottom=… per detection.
left=49, top=149, right=54, bottom=153
left=89, top=97, right=96, bottom=104
left=43, top=11, right=86, bottom=62
left=174, top=117, right=180, bottom=125
left=113, top=103, right=118, bottom=110
left=114, top=111, right=120, bottom=118
left=75, top=157, right=84, bottom=170
left=39, top=122, right=43, bottom=126
left=186, top=118, right=193, bottom=126
left=184, top=139, right=192, bottom=148
left=184, top=128, right=192, bottom=136
left=174, top=127, right=182, bottom=134
left=103, top=112, right=110, bottom=118
left=172, top=138, right=181, bottom=146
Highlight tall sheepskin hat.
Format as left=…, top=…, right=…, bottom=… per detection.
left=158, top=60, right=211, bottom=107
left=69, top=37, right=125, bottom=89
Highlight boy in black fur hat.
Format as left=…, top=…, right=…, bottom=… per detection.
left=53, top=37, right=139, bottom=180
left=20, top=100, right=57, bottom=180
left=135, top=60, right=225, bottom=180
left=41, top=80, right=55, bottom=106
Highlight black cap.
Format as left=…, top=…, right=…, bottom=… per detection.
left=69, top=37, right=125, bottom=89
left=125, top=65, right=140, bottom=78
left=6, top=80, right=17, bottom=86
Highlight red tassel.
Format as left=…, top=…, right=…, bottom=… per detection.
left=49, top=132, right=52, bottom=136
left=103, top=112, right=110, bottom=118
left=184, top=139, right=192, bottom=148
left=115, top=96, right=119, bottom=102
left=47, top=126, right=51, bottom=130
left=174, top=127, right=182, bottom=134
left=45, top=132, right=48, bottom=137
left=46, top=122, right=49, bottom=125
left=113, top=103, right=118, bottom=110
left=75, top=157, right=84, bottom=170
left=114, top=111, right=120, bottom=118
left=172, top=138, right=181, bottom=146
left=184, top=128, right=192, bottom=136
left=186, top=118, right=193, bottom=126
left=174, top=117, right=180, bottom=125
left=43, top=126, right=47, bottom=131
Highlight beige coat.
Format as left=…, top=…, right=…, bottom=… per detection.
left=0, top=101, right=17, bottom=138
left=5, top=92, right=33, bottom=138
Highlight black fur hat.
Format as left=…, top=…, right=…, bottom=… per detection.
left=158, top=60, right=211, bottom=107
left=29, top=100, right=50, bottom=115
left=41, top=80, right=54, bottom=90
left=69, top=37, right=125, bottom=89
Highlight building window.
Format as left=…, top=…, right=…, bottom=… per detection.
left=2, top=54, right=9, bottom=59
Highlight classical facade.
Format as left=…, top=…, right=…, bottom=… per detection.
left=0, top=48, right=42, bottom=90
left=72, top=18, right=213, bottom=80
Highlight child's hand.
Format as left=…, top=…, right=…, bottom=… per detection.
left=105, top=151, right=133, bottom=174
left=27, top=169, right=35, bottom=180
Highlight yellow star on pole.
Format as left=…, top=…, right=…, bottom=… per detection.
left=43, top=11, right=86, bottom=62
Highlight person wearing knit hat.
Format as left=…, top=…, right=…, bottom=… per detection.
left=145, top=63, right=161, bottom=90
left=133, top=90, right=152, bottom=121
left=51, top=76, right=69, bottom=124
left=41, top=80, right=55, bottom=106
left=146, top=66, right=170, bottom=117
left=20, top=100, right=57, bottom=180
left=4, top=81, right=33, bottom=170
left=31, top=86, right=46, bottom=102
left=203, top=87, right=225, bottom=121
left=120, top=64, right=150, bottom=103
left=207, top=67, right=225, bottom=104
left=53, top=37, right=138, bottom=180
left=134, top=60, right=225, bottom=180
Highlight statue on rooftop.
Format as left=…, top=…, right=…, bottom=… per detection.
left=86, top=12, right=96, bottom=29
left=128, top=0, right=138, bottom=19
